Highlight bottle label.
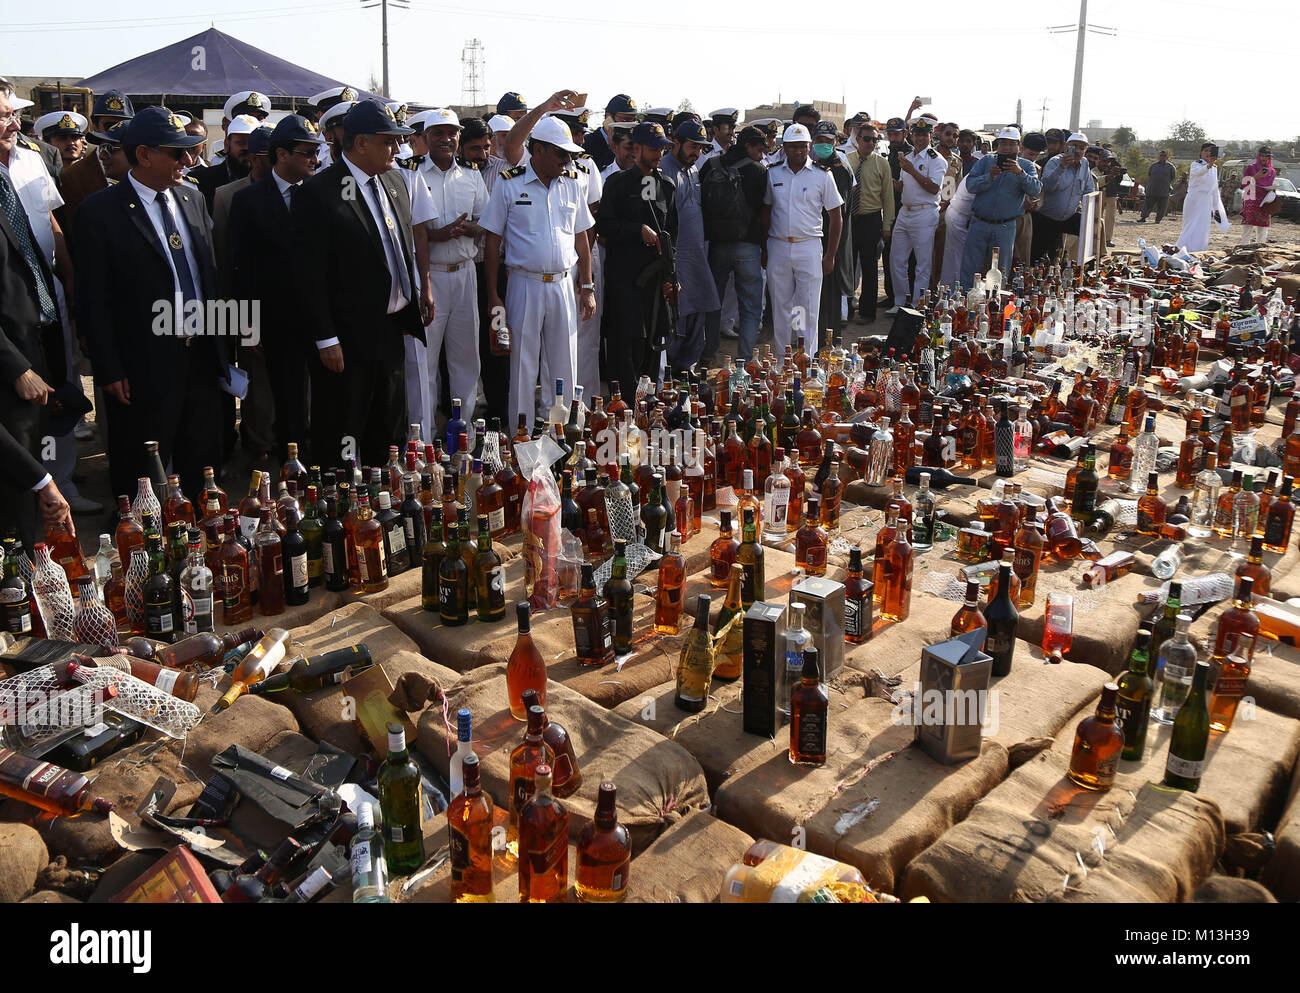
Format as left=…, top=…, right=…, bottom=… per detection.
left=386, top=824, right=405, bottom=844
left=448, top=825, right=470, bottom=874
left=512, top=775, right=534, bottom=814
left=387, top=526, right=407, bottom=556
left=805, top=544, right=827, bottom=572
left=764, top=491, right=789, bottom=529
left=574, top=620, right=592, bottom=654
left=322, top=542, right=335, bottom=577
left=349, top=839, right=371, bottom=879
left=796, top=712, right=826, bottom=757
left=489, top=507, right=506, bottom=533
left=1213, top=675, right=1247, bottom=699
left=239, top=515, right=259, bottom=541
left=1165, top=753, right=1204, bottom=779
left=154, top=668, right=180, bottom=696
left=985, top=632, right=1014, bottom=659
left=290, top=554, right=308, bottom=591
left=147, top=608, right=174, bottom=635
left=527, top=831, right=567, bottom=875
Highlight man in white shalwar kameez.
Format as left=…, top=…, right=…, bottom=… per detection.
left=1176, top=143, right=1230, bottom=253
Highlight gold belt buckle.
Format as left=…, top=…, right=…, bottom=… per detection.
left=541, top=272, right=556, bottom=283
left=786, top=236, right=797, bottom=242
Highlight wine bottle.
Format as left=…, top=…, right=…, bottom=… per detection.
left=1163, top=660, right=1211, bottom=792
left=983, top=562, right=1019, bottom=677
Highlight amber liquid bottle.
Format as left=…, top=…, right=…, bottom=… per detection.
left=788, top=645, right=828, bottom=767
left=1175, top=413, right=1204, bottom=489
left=576, top=781, right=631, bottom=903
left=217, top=516, right=251, bottom=625
left=1211, top=576, right=1259, bottom=664
left=571, top=563, right=615, bottom=666
left=447, top=753, right=495, bottom=903
left=353, top=493, right=389, bottom=594
left=1066, top=683, right=1125, bottom=791
left=520, top=688, right=582, bottom=798
left=1108, top=426, right=1134, bottom=482
left=506, top=601, right=548, bottom=720
left=881, top=511, right=914, bottom=623
left=872, top=505, right=898, bottom=607
left=1135, top=471, right=1167, bottom=536
left=794, top=497, right=828, bottom=577
left=1263, top=475, right=1295, bottom=554
left=950, top=580, right=987, bottom=636
left=844, top=547, right=872, bottom=645
left=709, top=510, right=740, bottom=587
left=0, top=747, right=114, bottom=816
left=653, top=530, right=687, bottom=635
left=518, top=764, right=569, bottom=903
left=508, top=705, right=555, bottom=844
left=712, top=564, right=745, bottom=682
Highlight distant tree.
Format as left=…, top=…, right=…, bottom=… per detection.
left=677, top=98, right=695, bottom=114
left=1124, top=145, right=1149, bottom=180
left=1110, top=125, right=1137, bottom=149
left=1167, top=120, right=1207, bottom=144
left=367, top=72, right=384, bottom=98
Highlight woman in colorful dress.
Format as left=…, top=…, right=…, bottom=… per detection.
left=1240, top=146, right=1276, bottom=245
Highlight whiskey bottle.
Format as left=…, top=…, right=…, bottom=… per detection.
left=247, top=645, right=372, bottom=695
left=712, top=563, right=745, bottom=682
left=950, top=580, right=988, bottom=636
left=1235, top=534, right=1271, bottom=597
left=509, top=706, right=555, bottom=842
left=1043, top=497, right=1083, bottom=560
left=674, top=595, right=715, bottom=712
left=1211, top=576, right=1259, bottom=665
left=571, top=563, right=615, bottom=666
left=1135, top=471, right=1167, bottom=536
left=375, top=491, right=410, bottom=575
left=653, top=530, right=687, bottom=635
left=321, top=498, right=350, bottom=593
left=793, top=497, right=828, bottom=577
left=1108, top=424, right=1134, bottom=482
left=472, top=515, right=506, bottom=623
left=1232, top=472, right=1259, bottom=543
left=520, top=688, right=582, bottom=798
left=641, top=473, right=669, bottom=555
left=1263, top=475, right=1295, bottom=553
left=215, top=628, right=291, bottom=710
left=1114, top=626, right=1155, bottom=761
left=603, top=540, right=635, bottom=655
left=1066, top=683, right=1125, bottom=791
left=709, top=509, right=740, bottom=587
left=377, top=724, right=425, bottom=875
left=253, top=508, right=285, bottom=617
left=1164, top=660, right=1212, bottom=791
left=576, top=781, right=631, bottom=903
left=736, top=508, right=765, bottom=609
left=844, top=547, right=872, bottom=645
left=789, top=645, right=828, bottom=767
left=437, top=508, right=469, bottom=626
left=983, top=562, right=1018, bottom=676
left=447, top=754, right=494, bottom=903
left=0, top=747, right=114, bottom=816
left=518, top=764, right=569, bottom=903
left=881, top=510, right=914, bottom=624
left=820, top=457, right=845, bottom=534
left=142, top=534, right=176, bottom=642
left=506, top=601, right=547, bottom=719
left=0, top=538, right=34, bottom=635
left=353, top=493, right=389, bottom=594
left=872, top=505, right=899, bottom=607
left=1069, top=444, right=1100, bottom=523
left=420, top=506, right=447, bottom=612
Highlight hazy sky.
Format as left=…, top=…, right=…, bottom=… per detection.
left=3, top=0, right=1293, bottom=142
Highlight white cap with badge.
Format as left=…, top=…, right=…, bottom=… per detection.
left=997, top=126, right=1022, bottom=142
left=529, top=116, right=583, bottom=152
left=782, top=123, right=812, bottom=143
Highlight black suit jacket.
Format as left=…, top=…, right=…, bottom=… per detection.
left=229, top=173, right=300, bottom=356
left=189, top=157, right=247, bottom=213
left=290, top=158, right=424, bottom=354
left=74, top=177, right=229, bottom=388
left=0, top=179, right=57, bottom=389
left=1, top=419, right=47, bottom=491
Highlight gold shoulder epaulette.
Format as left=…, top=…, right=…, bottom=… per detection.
left=502, top=165, right=526, bottom=179
left=573, top=161, right=588, bottom=174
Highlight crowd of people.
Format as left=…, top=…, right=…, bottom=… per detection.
left=0, top=80, right=1285, bottom=552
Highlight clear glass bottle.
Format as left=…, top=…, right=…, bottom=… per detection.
left=350, top=802, right=391, bottom=903
left=912, top=472, right=937, bottom=551
left=763, top=449, right=792, bottom=540
left=1188, top=450, right=1220, bottom=539
left=1129, top=413, right=1160, bottom=494
left=1153, top=615, right=1197, bottom=725
left=781, top=602, right=810, bottom=722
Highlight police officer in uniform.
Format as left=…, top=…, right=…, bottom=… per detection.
left=889, top=118, right=945, bottom=312
left=60, top=94, right=133, bottom=238
left=762, top=123, right=843, bottom=358
left=304, top=86, right=356, bottom=169
left=34, top=112, right=87, bottom=168
left=317, top=101, right=355, bottom=172
left=584, top=94, right=638, bottom=171
left=481, top=116, right=595, bottom=426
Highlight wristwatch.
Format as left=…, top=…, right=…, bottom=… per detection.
left=580, top=283, right=595, bottom=291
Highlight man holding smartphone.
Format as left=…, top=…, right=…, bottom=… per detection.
left=1032, top=132, right=1094, bottom=263
left=958, top=127, right=1041, bottom=288
left=887, top=118, right=946, bottom=313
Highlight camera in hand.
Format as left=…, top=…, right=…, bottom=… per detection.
left=996, top=153, right=1014, bottom=168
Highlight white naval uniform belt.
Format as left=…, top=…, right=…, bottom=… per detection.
left=430, top=261, right=470, bottom=273
left=901, top=202, right=939, bottom=210
left=771, top=235, right=816, bottom=242
left=508, top=264, right=572, bottom=282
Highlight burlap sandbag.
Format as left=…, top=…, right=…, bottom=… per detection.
left=290, top=601, right=421, bottom=669
left=1186, top=611, right=1300, bottom=721
left=217, top=586, right=343, bottom=638
left=1260, top=756, right=1300, bottom=901
left=625, top=807, right=755, bottom=903
left=1011, top=568, right=1148, bottom=676
left=550, top=635, right=681, bottom=710
left=22, top=890, right=81, bottom=903
left=268, top=647, right=458, bottom=753
left=1049, top=696, right=1300, bottom=837
left=1189, top=876, right=1277, bottom=902
left=644, top=677, right=1007, bottom=893
left=845, top=580, right=970, bottom=677
left=415, top=663, right=709, bottom=855
left=0, top=822, right=47, bottom=902
left=4, top=680, right=298, bottom=867
left=900, top=749, right=1225, bottom=902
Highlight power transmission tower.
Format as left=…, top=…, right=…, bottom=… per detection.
left=1037, top=98, right=1050, bottom=132
left=361, top=0, right=410, bottom=98
left=1048, top=0, right=1117, bottom=132
left=461, top=39, right=485, bottom=107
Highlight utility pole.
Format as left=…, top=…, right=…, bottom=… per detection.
left=1048, top=0, right=1116, bottom=132
left=1037, top=98, right=1050, bottom=132
left=1016, top=99, right=1023, bottom=127
left=361, top=0, right=410, bottom=97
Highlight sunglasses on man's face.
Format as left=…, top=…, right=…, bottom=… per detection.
left=152, top=146, right=189, bottom=161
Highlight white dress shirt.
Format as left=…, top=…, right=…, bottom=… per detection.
left=3, top=144, right=63, bottom=261
left=272, top=169, right=299, bottom=211
left=763, top=160, right=844, bottom=240
left=900, top=145, right=949, bottom=207
left=479, top=162, right=594, bottom=273
left=418, top=157, right=488, bottom=264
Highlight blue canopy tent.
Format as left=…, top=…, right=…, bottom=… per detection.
left=74, top=27, right=377, bottom=113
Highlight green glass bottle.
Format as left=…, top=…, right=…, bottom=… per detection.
left=438, top=508, right=469, bottom=626
left=641, top=475, right=668, bottom=556
left=421, top=506, right=447, bottom=613
left=674, top=595, right=715, bottom=713
left=472, top=514, right=506, bottom=623
left=736, top=507, right=765, bottom=609
left=1150, top=581, right=1182, bottom=656
left=1114, top=625, right=1154, bottom=762
left=1163, top=660, right=1211, bottom=792
left=1070, top=444, right=1100, bottom=523
left=602, top=539, right=634, bottom=655
left=299, top=485, right=324, bottom=587
left=377, top=723, right=425, bottom=875
left=457, top=507, right=477, bottom=612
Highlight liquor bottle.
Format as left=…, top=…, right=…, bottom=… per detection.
left=736, top=508, right=765, bottom=609
left=788, top=496, right=827, bottom=579
left=471, top=515, right=506, bottom=623
left=509, top=705, right=555, bottom=842
left=1153, top=615, right=1197, bottom=725
left=1115, top=626, right=1155, bottom=761
left=1131, top=414, right=1159, bottom=492
left=641, top=473, right=668, bottom=555
left=246, top=645, right=372, bottom=696
left=1, top=538, right=34, bottom=635
left=783, top=446, right=807, bottom=534
left=1212, top=469, right=1243, bottom=539
left=141, top=533, right=176, bottom=642
left=1043, top=498, right=1083, bottom=560
left=1175, top=414, right=1203, bottom=489
left=1211, top=576, right=1259, bottom=668
left=350, top=803, right=391, bottom=903
left=1263, top=475, right=1295, bottom=553
left=1066, top=683, right=1125, bottom=791
left=1235, top=534, right=1271, bottom=597
left=1164, top=660, right=1212, bottom=792
left=675, top=595, right=715, bottom=713
left=712, top=563, right=745, bottom=682
left=653, top=530, right=686, bottom=635
left=1134, top=471, right=1167, bottom=537
left=497, top=598, right=547, bottom=720
left=881, top=511, right=914, bottom=624
left=46, top=518, right=87, bottom=582
left=437, top=506, right=469, bottom=626
left=1012, top=404, right=1033, bottom=471
left=736, top=468, right=762, bottom=536
left=71, top=575, right=118, bottom=649
left=518, top=764, right=569, bottom=903
left=994, top=400, right=1015, bottom=477
left=114, top=495, right=145, bottom=566
left=353, top=493, right=388, bottom=594
left=763, top=448, right=792, bottom=539
left=603, top=541, right=635, bottom=656
left=1232, top=472, right=1260, bottom=543
left=377, top=724, right=425, bottom=876
left=316, top=497, right=347, bottom=593
left=250, top=508, right=284, bottom=618
left=575, top=781, right=630, bottom=903
left=215, top=628, right=291, bottom=710
left=0, top=747, right=115, bottom=816
left=1187, top=451, right=1220, bottom=540
left=871, top=505, right=899, bottom=607
left=910, top=472, right=937, bottom=551
left=419, top=506, right=447, bottom=613
left=844, top=547, right=872, bottom=645
left=1069, top=444, right=1100, bottom=523
left=1108, top=424, right=1134, bottom=482
left=237, top=470, right=263, bottom=542
left=709, top=510, right=739, bottom=587
left=297, top=486, right=324, bottom=588
left=446, top=753, right=494, bottom=903
left=788, top=645, right=828, bottom=767
left=519, top=688, right=582, bottom=798
left=950, top=580, right=988, bottom=636
left=371, top=491, right=408, bottom=576
left=820, top=457, right=844, bottom=534
left=277, top=510, right=308, bottom=608
left=572, top=563, right=615, bottom=666
left=983, top=562, right=1018, bottom=676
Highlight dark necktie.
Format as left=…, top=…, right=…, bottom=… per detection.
left=0, top=167, right=57, bottom=322
left=155, top=189, right=200, bottom=310
left=369, top=176, right=412, bottom=301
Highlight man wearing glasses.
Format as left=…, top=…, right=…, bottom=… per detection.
left=230, top=115, right=326, bottom=462
left=75, top=106, right=225, bottom=506
left=292, top=100, right=428, bottom=469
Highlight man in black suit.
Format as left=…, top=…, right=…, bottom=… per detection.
left=0, top=84, right=63, bottom=545
left=230, top=114, right=325, bottom=461
left=75, top=107, right=230, bottom=506
left=291, top=99, right=428, bottom=470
